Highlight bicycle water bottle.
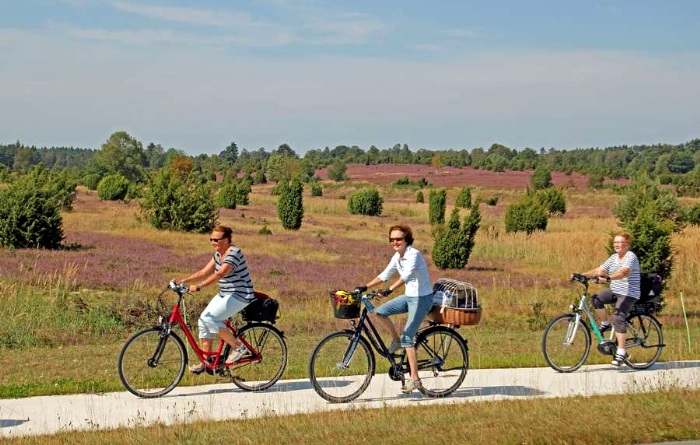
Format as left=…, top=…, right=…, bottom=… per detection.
left=441, top=291, right=453, bottom=314
left=361, top=295, right=375, bottom=313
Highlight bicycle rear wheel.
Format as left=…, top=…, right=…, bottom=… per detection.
left=415, top=326, right=469, bottom=397
left=308, top=331, right=375, bottom=403
left=231, top=323, right=288, bottom=391
left=542, top=314, right=591, bottom=373
left=624, top=314, right=664, bottom=369
left=117, top=327, right=187, bottom=398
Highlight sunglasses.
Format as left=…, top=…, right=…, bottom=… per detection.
left=210, top=237, right=227, bottom=242
left=389, top=237, right=405, bottom=243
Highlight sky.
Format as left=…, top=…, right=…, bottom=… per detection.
left=1, top=0, right=699, bottom=156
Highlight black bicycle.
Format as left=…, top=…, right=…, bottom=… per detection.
left=308, top=289, right=469, bottom=403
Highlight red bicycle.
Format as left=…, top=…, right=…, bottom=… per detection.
left=117, top=281, right=287, bottom=398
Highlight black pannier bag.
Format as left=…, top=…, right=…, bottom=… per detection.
left=639, top=273, right=663, bottom=303
left=241, top=297, right=280, bottom=323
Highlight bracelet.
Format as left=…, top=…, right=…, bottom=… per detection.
left=196, top=284, right=203, bottom=291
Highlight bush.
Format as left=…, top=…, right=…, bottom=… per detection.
left=612, top=175, right=683, bottom=280
left=505, top=199, right=548, bottom=235
left=428, top=188, right=447, bottom=225
left=532, top=188, right=566, bottom=216
left=217, top=182, right=238, bottom=209
left=347, top=188, right=383, bottom=216
left=97, top=174, right=130, bottom=201
left=485, top=196, right=499, bottom=206
left=432, top=204, right=481, bottom=269
left=277, top=178, right=304, bottom=230
left=83, top=173, right=102, bottom=191
left=310, top=182, right=323, bottom=197
left=687, top=203, right=700, bottom=226
left=416, top=190, right=424, bottom=203
left=0, top=178, right=63, bottom=249
left=258, top=225, right=272, bottom=235
left=531, top=165, right=553, bottom=190
left=328, top=160, right=348, bottom=182
left=140, top=170, right=218, bottom=233
left=455, top=187, right=472, bottom=208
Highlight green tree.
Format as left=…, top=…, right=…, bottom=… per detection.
left=505, top=198, right=548, bottom=235
left=432, top=204, right=481, bottom=269
left=328, top=159, right=348, bottom=181
left=97, top=174, right=130, bottom=201
left=455, top=187, right=472, bottom=208
left=216, top=182, right=238, bottom=209
left=531, top=165, right=553, bottom=190
left=219, top=142, right=239, bottom=166
left=140, top=170, right=218, bottom=233
left=429, top=188, right=447, bottom=225
left=277, top=177, right=304, bottom=230
left=532, top=188, right=567, bottom=216
left=0, top=174, right=63, bottom=249
left=347, top=188, right=383, bottom=216
left=93, top=131, right=146, bottom=183
left=612, top=175, right=683, bottom=279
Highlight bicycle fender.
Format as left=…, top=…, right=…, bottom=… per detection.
left=417, top=325, right=469, bottom=349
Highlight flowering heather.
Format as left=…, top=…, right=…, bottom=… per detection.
left=316, top=164, right=626, bottom=190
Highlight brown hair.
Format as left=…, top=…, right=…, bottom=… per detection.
left=614, top=231, right=632, bottom=243
left=212, top=225, right=233, bottom=241
left=389, top=224, right=414, bottom=246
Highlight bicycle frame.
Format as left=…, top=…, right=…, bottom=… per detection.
left=161, top=290, right=260, bottom=372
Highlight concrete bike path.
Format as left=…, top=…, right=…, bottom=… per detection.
left=1, top=361, right=699, bottom=438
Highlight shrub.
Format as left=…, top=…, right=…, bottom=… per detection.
left=97, top=174, right=130, bottom=201
left=587, top=174, right=605, bottom=190
left=140, top=170, right=218, bottom=233
left=310, top=182, right=323, bottom=197
left=428, top=188, right=447, bottom=225
left=258, top=225, right=272, bottom=235
left=393, top=176, right=410, bottom=186
left=328, top=160, right=348, bottom=181
left=277, top=178, right=304, bottom=230
left=0, top=178, right=63, bottom=249
left=416, top=191, right=424, bottom=203
left=347, top=188, right=383, bottom=216
left=432, top=204, right=481, bottom=269
left=455, top=187, right=472, bottom=208
left=532, top=188, right=566, bottom=216
left=687, top=203, right=700, bottom=226
left=217, top=182, right=238, bottom=209
left=485, top=196, right=499, bottom=206
left=505, top=199, right=548, bottom=235
left=531, top=165, right=553, bottom=190
left=83, top=173, right=102, bottom=191
left=612, top=174, right=683, bottom=280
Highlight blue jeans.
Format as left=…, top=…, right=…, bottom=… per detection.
left=375, top=293, right=434, bottom=347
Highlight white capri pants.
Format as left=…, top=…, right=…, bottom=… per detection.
left=198, top=293, right=250, bottom=339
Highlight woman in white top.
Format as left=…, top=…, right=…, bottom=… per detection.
left=361, top=225, right=434, bottom=394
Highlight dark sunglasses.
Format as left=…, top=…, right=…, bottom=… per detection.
left=210, top=237, right=227, bottom=242
left=388, top=237, right=405, bottom=243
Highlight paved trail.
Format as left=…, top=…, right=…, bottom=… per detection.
left=1, top=361, right=699, bottom=438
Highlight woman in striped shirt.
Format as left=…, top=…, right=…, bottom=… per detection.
left=177, top=225, right=256, bottom=374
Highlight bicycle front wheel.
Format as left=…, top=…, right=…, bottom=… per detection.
left=415, top=326, right=469, bottom=397
left=117, top=327, right=187, bottom=398
left=624, top=314, right=664, bottom=369
left=231, top=323, right=288, bottom=391
left=542, top=314, right=591, bottom=373
left=308, top=331, right=375, bottom=403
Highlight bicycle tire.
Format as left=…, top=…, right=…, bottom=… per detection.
left=230, top=323, right=288, bottom=391
left=542, top=314, right=591, bottom=373
left=624, top=314, right=664, bottom=370
left=308, top=330, right=375, bottom=403
left=414, top=326, right=469, bottom=397
left=117, top=327, right=187, bottom=398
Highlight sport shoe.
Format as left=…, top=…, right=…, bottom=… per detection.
left=388, top=341, right=402, bottom=354
left=189, top=363, right=206, bottom=374
left=598, top=323, right=612, bottom=334
left=401, top=379, right=423, bottom=394
left=226, top=345, right=250, bottom=365
left=612, top=350, right=627, bottom=367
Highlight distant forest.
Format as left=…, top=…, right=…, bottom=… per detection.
left=1, top=133, right=700, bottom=195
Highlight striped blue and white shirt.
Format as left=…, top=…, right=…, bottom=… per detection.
left=215, top=247, right=255, bottom=302
left=601, top=251, right=641, bottom=299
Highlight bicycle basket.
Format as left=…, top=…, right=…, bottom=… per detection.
left=330, top=290, right=361, bottom=319
left=429, top=278, right=481, bottom=326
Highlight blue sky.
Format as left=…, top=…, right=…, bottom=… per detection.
left=1, top=0, right=699, bottom=155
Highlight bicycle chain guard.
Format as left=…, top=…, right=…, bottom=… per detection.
left=597, top=340, right=616, bottom=355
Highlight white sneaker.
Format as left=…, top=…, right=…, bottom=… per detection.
left=226, top=345, right=249, bottom=364
left=401, top=379, right=423, bottom=394
left=612, top=350, right=627, bottom=367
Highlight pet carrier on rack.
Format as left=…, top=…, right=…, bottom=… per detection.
left=429, top=278, right=481, bottom=326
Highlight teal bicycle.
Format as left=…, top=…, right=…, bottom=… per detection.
left=542, top=273, right=664, bottom=372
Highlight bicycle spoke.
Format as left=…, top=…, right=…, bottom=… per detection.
left=415, top=327, right=468, bottom=397
left=231, top=324, right=287, bottom=391
left=624, top=314, right=664, bottom=369
left=542, top=314, right=591, bottom=373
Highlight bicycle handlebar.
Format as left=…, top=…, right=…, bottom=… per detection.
left=168, top=280, right=190, bottom=296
